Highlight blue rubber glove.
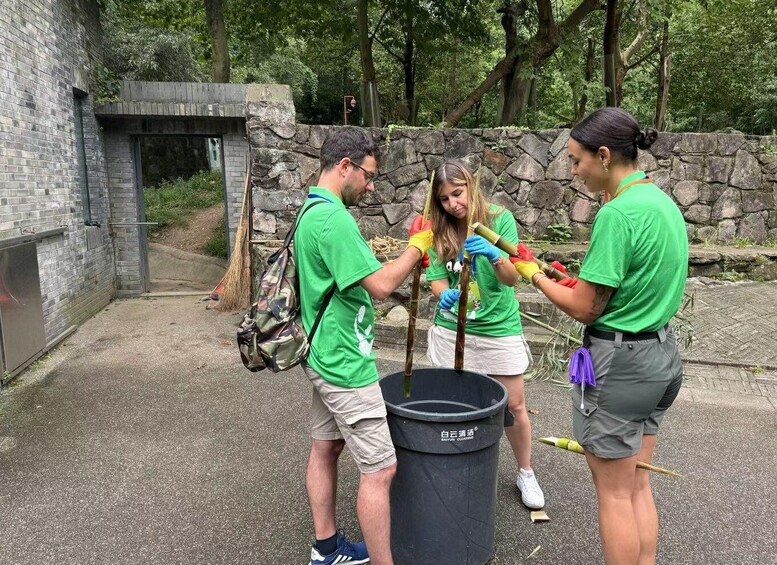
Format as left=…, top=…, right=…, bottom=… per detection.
left=438, top=289, right=461, bottom=311
left=464, top=235, right=502, bottom=264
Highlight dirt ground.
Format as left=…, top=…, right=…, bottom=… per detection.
left=148, top=204, right=224, bottom=255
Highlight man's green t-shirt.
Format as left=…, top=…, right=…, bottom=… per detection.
left=579, top=171, right=689, bottom=333
left=294, top=187, right=382, bottom=388
left=426, top=206, right=523, bottom=337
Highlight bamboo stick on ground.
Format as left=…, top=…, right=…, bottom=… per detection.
left=539, top=437, right=682, bottom=477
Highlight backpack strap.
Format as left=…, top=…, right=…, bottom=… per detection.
left=289, top=197, right=336, bottom=346
left=307, top=284, right=336, bottom=344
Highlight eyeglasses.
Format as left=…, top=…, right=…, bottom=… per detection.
left=346, top=159, right=377, bottom=183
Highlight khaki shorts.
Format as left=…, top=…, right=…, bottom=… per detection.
left=427, top=325, right=533, bottom=376
left=303, top=363, right=396, bottom=474
left=572, top=326, right=683, bottom=460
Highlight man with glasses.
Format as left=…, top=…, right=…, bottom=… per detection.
left=294, top=127, right=433, bottom=565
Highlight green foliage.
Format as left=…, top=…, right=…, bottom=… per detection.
left=232, top=51, right=319, bottom=114
left=546, top=223, right=573, bottom=243
left=101, top=12, right=205, bottom=82
left=144, top=170, right=224, bottom=234
left=93, top=64, right=122, bottom=104
left=204, top=217, right=228, bottom=259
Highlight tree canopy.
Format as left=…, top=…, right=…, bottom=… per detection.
left=98, top=0, right=777, bottom=134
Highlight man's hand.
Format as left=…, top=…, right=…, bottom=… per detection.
left=464, top=236, right=501, bottom=264
left=438, top=288, right=461, bottom=310
left=408, top=216, right=434, bottom=264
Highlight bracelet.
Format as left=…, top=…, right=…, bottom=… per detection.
left=491, top=256, right=504, bottom=267
left=531, top=273, right=548, bottom=286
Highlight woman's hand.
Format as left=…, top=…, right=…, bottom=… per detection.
left=464, top=235, right=501, bottom=264
left=438, top=288, right=461, bottom=310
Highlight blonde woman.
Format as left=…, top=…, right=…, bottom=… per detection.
left=424, top=160, right=544, bottom=509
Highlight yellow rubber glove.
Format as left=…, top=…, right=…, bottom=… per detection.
left=407, top=225, right=434, bottom=255
left=513, top=260, right=542, bottom=283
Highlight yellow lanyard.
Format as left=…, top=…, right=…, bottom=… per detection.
left=613, top=176, right=652, bottom=199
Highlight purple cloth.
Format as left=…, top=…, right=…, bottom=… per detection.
left=569, top=347, right=597, bottom=388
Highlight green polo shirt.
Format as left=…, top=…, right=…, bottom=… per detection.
left=426, top=205, right=523, bottom=337
left=579, top=171, right=689, bottom=333
left=294, top=187, right=382, bottom=388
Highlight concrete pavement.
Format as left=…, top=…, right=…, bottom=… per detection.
left=1, top=296, right=776, bottom=564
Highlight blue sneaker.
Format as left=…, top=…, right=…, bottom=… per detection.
left=308, top=532, right=370, bottom=565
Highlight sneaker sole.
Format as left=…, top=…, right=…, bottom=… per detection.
left=309, top=558, right=370, bottom=565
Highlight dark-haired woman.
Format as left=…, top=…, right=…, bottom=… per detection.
left=512, top=107, right=688, bottom=565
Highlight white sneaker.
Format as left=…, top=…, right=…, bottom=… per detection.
left=517, top=468, right=545, bottom=509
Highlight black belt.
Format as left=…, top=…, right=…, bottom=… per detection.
left=585, top=325, right=668, bottom=342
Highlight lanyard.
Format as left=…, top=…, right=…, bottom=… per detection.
left=613, top=175, right=651, bottom=199
left=307, top=193, right=335, bottom=204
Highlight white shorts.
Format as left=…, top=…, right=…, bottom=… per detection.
left=426, top=325, right=533, bottom=376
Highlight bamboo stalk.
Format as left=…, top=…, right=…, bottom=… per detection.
left=539, top=437, right=682, bottom=477
left=404, top=170, right=435, bottom=397
left=471, top=222, right=567, bottom=282
left=454, top=167, right=480, bottom=372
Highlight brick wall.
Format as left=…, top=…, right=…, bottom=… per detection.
left=0, top=0, right=115, bottom=341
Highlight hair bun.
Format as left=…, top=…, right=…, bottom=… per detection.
left=637, top=128, right=658, bottom=150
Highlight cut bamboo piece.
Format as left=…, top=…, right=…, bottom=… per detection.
left=471, top=222, right=567, bottom=282
left=539, top=437, right=682, bottom=477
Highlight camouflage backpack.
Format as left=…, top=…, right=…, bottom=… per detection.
left=237, top=200, right=335, bottom=372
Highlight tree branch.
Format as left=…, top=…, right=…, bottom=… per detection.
left=622, top=0, right=650, bottom=64
left=373, top=35, right=404, bottom=63
left=626, top=44, right=659, bottom=71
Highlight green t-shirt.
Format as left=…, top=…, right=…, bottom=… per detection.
left=426, top=206, right=523, bottom=337
left=294, top=187, right=382, bottom=388
left=579, top=171, right=689, bottom=333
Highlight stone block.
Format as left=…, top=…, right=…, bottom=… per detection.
left=649, top=133, right=680, bottom=158
left=737, top=212, right=768, bottom=242
left=742, top=191, right=774, bottom=213
left=546, top=153, right=572, bottom=180
left=717, top=219, right=737, bottom=242
left=381, top=138, right=418, bottom=173
left=638, top=151, right=659, bottom=171
left=730, top=150, right=762, bottom=190
left=382, top=203, right=411, bottom=225
left=515, top=206, right=541, bottom=228
left=699, top=183, right=726, bottom=204
left=444, top=131, right=484, bottom=159
left=683, top=204, right=712, bottom=224
left=483, top=149, right=511, bottom=175
left=362, top=179, right=395, bottom=205
left=491, top=190, right=517, bottom=213
left=678, top=133, right=717, bottom=154
left=717, top=133, right=746, bottom=155
left=549, top=129, right=571, bottom=157
left=505, top=154, right=544, bottom=182
left=673, top=180, right=701, bottom=206
left=518, top=134, right=551, bottom=167
left=704, top=156, right=733, bottom=183
left=711, top=188, right=742, bottom=220
left=407, top=180, right=430, bottom=213
left=570, top=198, right=600, bottom=223
left=387, top=162, right=428, bottom=187
left=529, top=181, right=565, bottom=209
left=357, top=215, right=389, bottom=240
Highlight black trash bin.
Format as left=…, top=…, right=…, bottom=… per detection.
left=380, top=368, right=508, bottom=565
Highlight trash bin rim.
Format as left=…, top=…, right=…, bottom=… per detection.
left=381, top=369, right=508, bottom=423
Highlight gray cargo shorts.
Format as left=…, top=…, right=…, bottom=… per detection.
left=571, top=325, right=683, bottom=459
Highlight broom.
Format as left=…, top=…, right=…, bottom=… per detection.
left=213, top=162, right=252, bottom=311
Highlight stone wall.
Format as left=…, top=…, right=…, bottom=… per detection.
left=0, top=0, right=115, bottom=342
left=246, top=92, right=777, bottom=244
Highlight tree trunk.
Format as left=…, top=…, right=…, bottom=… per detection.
left=575, top=37, right=596, bottom=123
left=654, top=15, right=671, bottom=130
left=403, top=11, right=417, bottom=125
left=358, top=0, right=381, bottom=126
left=204, top=0, right=229, bottom=83
left=445, top=0, right=599, bottom=128
left=498, top=2, right=529, bottom=125
left=603, top=0, right=620, bottom=107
